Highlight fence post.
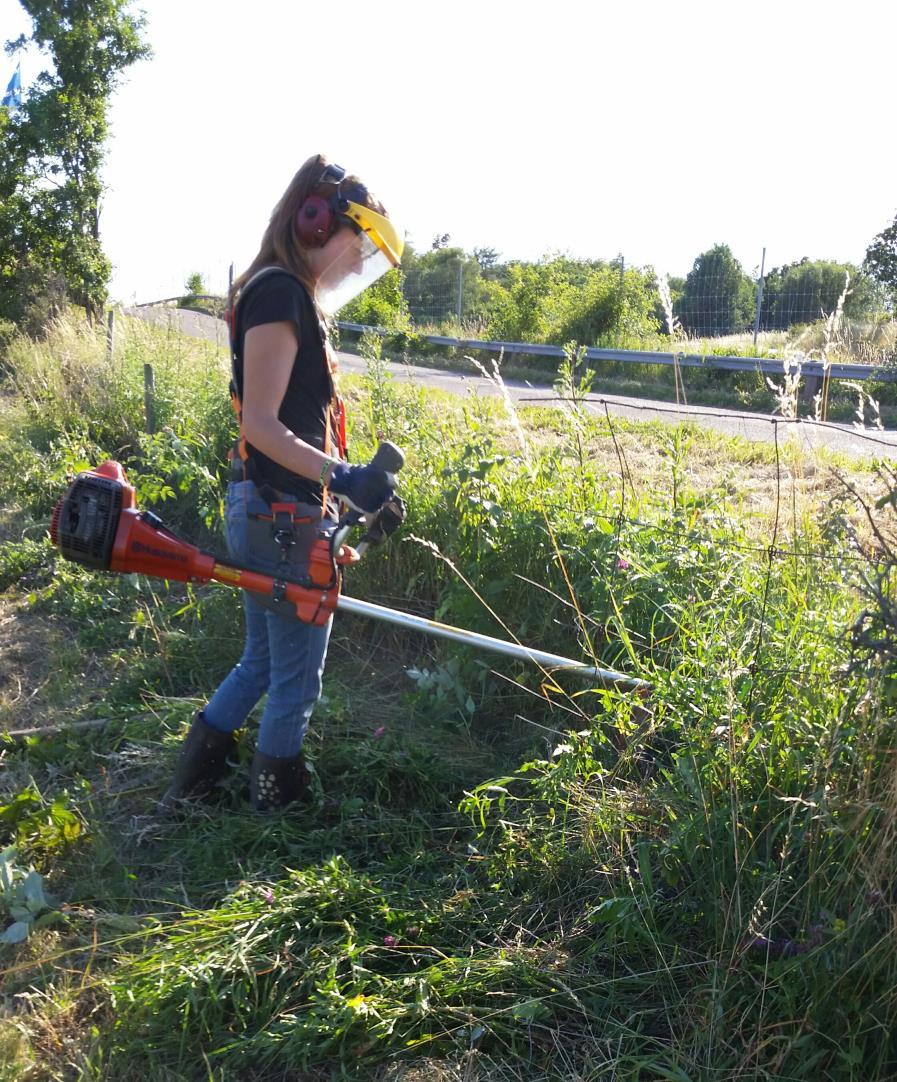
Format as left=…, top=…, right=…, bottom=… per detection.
left=617, top=254, right=625, bottom=346
left=144, top=363, right=156, bottom=434
left=456, top=261, right=464, bottom=322
left=106, top=307, right=115, bottom=360
left=753, top=247, right=767, bottom=346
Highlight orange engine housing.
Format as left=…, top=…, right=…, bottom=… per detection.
left=50, top=460, right=340, bottom=626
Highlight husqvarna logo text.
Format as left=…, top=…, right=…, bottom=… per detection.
left=132, top=541, right=188, bottom=563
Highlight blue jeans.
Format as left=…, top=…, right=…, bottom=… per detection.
left=203, top=480, right=332, bottom=758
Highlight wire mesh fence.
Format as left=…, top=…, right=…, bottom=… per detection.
left=402, top=264, right=465, bottom=325
left=396, top=247, right=893, bottom=369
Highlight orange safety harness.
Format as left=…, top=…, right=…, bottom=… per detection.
left=223, top=266, right=352, bottom=624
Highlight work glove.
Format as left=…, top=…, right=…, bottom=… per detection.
left=328, top=462, right=394, bottom=514
left=359, top=494, right=406, bottom=549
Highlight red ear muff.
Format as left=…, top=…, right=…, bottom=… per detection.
left=295, top=195, right=335, bottom=248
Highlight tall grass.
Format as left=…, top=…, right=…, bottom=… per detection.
left=0, top=312, right=234, bottom=529
left=1, top=316, right=896, bottom=1079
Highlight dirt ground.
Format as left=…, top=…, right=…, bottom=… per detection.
left=0, top=592, right=68, bottom=734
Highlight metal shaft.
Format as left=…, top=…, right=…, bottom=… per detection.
left=336, top=594, right=649, bottom=691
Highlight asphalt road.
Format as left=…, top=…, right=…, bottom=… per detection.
left=123, top=304, right=231, bottom=350
left=339, top=355, right=897, bottom=460
left=123, top=306, right=897, bottom=460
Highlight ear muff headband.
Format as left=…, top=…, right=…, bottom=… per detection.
left=295, top=163, right=372, bottom=249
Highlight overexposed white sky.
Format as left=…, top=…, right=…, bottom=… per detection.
left=3, top=0, right=896, bottom=303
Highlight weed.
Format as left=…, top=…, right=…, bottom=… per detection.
left=0, top=846, right=62, bottom=944
left=0, top=537, right=52, bottom=591
left=0, top=786, right=84, bottom=857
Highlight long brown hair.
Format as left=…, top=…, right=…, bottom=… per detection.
left=230, top=154, right=384, bottom=308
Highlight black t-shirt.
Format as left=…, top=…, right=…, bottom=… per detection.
left=233, top=269, right=334, bottom=503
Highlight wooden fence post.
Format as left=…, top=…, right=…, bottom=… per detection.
left=144, top=363, right=156, bottom=434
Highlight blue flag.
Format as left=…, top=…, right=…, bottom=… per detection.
left=2, top=63, right=22, bottom=109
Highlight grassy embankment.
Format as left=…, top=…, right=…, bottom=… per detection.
left=1, top=315, right=896, bottom=1080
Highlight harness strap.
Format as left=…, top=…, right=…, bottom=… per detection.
left=249, top=506, right=317, bottom=526
left=226, top=266, right=348, bottom=502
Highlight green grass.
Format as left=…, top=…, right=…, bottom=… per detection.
left=1, top=317, right=896, bottom=1079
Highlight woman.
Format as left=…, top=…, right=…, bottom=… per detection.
left=162, top=155, right=404, bottom=811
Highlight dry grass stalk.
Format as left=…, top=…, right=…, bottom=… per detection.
left=767, top=353, right=804, bottom=419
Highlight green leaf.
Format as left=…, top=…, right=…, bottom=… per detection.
left=637, top=840, right=654, bottom=894
left=511, top=998, right=547, bottom=1022
left=22, top=870, right=47, bottom=910
left=0, top=921, right=30, bottom=944
left=0, top=849, right=15, bottom=892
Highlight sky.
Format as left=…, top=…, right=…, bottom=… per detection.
left=2, top=0, right=896, bottom=304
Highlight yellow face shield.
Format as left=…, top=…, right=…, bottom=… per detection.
left=342, top=201, right=404, bottom=267
left=314, top=200, right=404, bottom=315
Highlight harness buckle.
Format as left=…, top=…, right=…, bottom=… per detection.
left=270, top=503, right=297, bottom=554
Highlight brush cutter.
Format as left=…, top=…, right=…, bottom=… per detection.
left=49, top=443, right=648, bottom=692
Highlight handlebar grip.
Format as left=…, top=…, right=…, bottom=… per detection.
left=369, top=441, right=404, bottom=474
left=331, top=443, right=404, bottom=560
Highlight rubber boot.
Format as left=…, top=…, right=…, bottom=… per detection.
left=159, top=712, right=237, bottom=810
left=250, top=749, right=310, bottom=811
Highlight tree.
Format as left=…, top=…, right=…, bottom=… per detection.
left=487, top=257, right=659, bottom=346
left=488, top=261, right=559, bottom=342
left=184, top=272, right=206, bottom=297
left=557, top=264, right=660, bottom=346
left=1, top=1, right=150, bottom=327
left=759, top=258, right=878, bottom=330
left=473, top=246, right=500, bottom=271
left=401, top=246, right=494, bottom=325
left=864, top=212, right=897, bottom=296
left=676, top=244, right=755, bottom=337
left=338, top=267, right=410, bottom=330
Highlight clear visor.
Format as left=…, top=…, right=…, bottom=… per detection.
left=314, top=232, right=394, bottom=315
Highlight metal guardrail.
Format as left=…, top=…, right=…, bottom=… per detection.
left=133, top=294, right=223, bottom=307
left=337, top=322, right=897, bottom=383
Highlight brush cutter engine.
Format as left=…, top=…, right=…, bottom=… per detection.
left=50, top=463, right=129, bottom=571
left=51, top=460, right=218, bottom=584
left=49, top=448, right=403, bottom=626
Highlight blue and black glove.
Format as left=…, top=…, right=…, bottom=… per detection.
left=328, top=462, right=394, bottom=514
